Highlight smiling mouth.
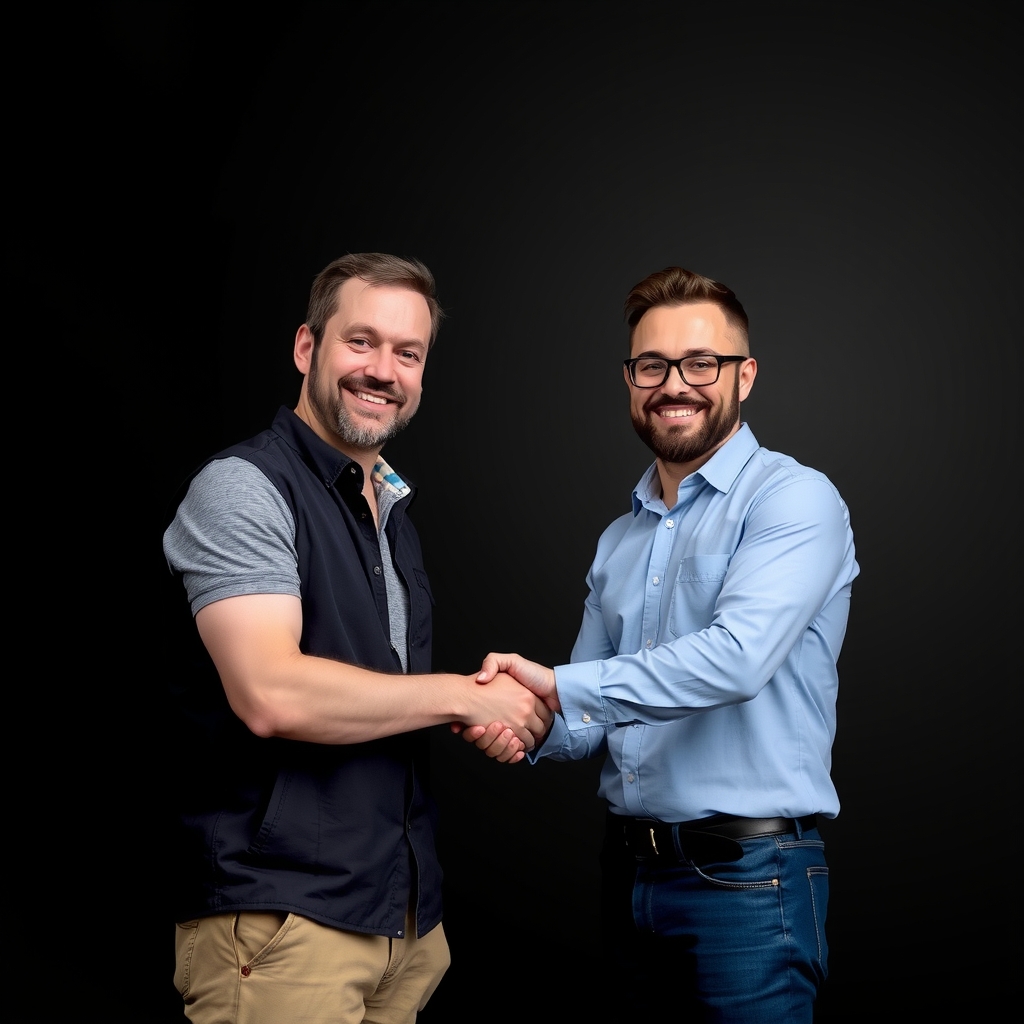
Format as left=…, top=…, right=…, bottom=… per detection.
left=659, top=407, right=699, bottom=419
left=354, top=390, right=389, bottom=406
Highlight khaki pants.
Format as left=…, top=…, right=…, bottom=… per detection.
left=174, top=907, right=450, bottom=1024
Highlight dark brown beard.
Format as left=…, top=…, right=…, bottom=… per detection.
left=630, top=377, right=740, bottom=465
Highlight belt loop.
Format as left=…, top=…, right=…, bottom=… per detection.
left=794, top=816, right=804, bottom=839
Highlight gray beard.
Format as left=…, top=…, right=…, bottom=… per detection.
left=330, top=407, right=410, bottom=450
left=307, top=356, right=412, bottom=451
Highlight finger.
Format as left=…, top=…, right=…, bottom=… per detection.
left=500, top=720, right=534, bottom=751
left=472, top=721, right=508, bottom=749
left=495, top=743, right=526, bottom=764
left=459, top=724, right=489, bottom=743
left=476, top=652, right=512, bottom=682
left=486, top=729, right=524, bottom=762
left=528, top=707, right=553, bottom=740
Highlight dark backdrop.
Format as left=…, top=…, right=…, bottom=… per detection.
left=103, top=2, right=1018, bottom=1019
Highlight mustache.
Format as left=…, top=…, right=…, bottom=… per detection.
left=339, top=375, right=405, bottom=404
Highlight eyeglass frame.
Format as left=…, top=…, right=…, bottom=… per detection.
left=623, top=353, right=748, bottom=388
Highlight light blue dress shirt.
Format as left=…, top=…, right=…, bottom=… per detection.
left=537, top=423, right=859, bottom=822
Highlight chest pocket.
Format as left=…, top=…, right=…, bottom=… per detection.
left=666, top=554, right=730, bottom=637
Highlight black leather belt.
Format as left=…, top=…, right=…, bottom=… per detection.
left=614, top=813, right=818, bottom=863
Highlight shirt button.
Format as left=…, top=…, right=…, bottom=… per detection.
left=582, top=713, right=591, bottom=723
left=373, top=566, right=382, bottom=575
left=665, top=519, right=675, bottom=528
left=645, top=639, right=653, bottom=649
left=397, top=930, right=404, bottom=938
left=652, top=576, right=660, bottom=585
left=626, top=773, right=635, bottom=783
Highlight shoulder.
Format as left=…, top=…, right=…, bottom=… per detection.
left=165, top=456, right=296, bottom=558
left=746, top=446, right=845, bottom=497
left=740, top=448, right=853, bottom=532
left=163, top=455, right=302, bottom=610
left=596, top=506, right=636, bottom=542
left=184, top=457, right=292, bottom=520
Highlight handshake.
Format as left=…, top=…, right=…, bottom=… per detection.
left=452, top=652, right=560, bottom=764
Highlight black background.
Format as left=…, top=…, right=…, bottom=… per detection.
left=99, top=1, right=1019, bottom=1019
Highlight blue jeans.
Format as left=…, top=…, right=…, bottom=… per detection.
left=600, top=816, right=829, bottom=1022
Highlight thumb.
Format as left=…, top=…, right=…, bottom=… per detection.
left=476, top=652, right=502, bottom=682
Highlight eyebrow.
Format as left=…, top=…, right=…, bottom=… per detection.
left=343, top=322, right=382, bottom=340
left=343, top=323, right=428, bottom=349
left=632, top=347, right=722, bottom=359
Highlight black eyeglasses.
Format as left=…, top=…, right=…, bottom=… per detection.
left=624, top=354, right=747, bottom=388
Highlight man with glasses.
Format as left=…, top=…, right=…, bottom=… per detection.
left=463, top=265, right=859, bottom=1021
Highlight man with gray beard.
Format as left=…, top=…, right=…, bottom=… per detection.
left=162, top=252, right=550, bottom=1023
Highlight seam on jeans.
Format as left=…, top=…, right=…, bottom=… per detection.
left=807, top=866, right=828, bottom=967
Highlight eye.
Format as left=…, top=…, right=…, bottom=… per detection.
left=686, top=358, right=714, bottom=372
left=398, top=349, right=423, bottom=364
left=637, top=358, right=667, bottom=373
left=348, top=337, right=371, bottom=349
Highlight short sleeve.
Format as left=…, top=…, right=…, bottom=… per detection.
left=162, top=457, right=300, bottom=615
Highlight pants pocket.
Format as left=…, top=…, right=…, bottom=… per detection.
left=234, top=911, right=292, bottom=966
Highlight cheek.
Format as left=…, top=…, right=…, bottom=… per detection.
left=321, top=353, right=352, bottom=381
left=401, top=373, right=424, bottom=405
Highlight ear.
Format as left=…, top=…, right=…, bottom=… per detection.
left=738, top=357, right=757, bottom=402
left=294, top=324, right=315, bottom=375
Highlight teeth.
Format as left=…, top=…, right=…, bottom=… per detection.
left=355, top=391, right=388, bottom=405
left=660, top=407, right=697, bottom=418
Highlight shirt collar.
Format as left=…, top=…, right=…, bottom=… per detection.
left=632, top=422, right=759, bottom=514
left=372, top=457, right=411, bottom=497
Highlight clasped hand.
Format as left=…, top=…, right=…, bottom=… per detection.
left=453, top=652, right=559, bottom=764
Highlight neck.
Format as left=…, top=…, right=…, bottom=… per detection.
left=293, top=399, right=382, bottom=479
left=654, top=421, right=743, bottom=505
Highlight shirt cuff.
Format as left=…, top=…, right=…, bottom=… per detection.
left=553, top=661, right=607, bottom=731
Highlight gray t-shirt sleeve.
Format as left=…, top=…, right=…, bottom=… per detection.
left=163, top=457, right=300, bottom=615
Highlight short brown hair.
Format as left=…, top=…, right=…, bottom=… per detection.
left=624, top=266, right=749, bottom=352
left=305, top=252, right=444, bottom=348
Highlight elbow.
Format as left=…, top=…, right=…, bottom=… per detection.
left=733, top=679, right=765, bottom=703
left=241, top=711, right=279, bottom=739
left=729, top=667, right=774, bottom=704
left=230, top=698, right=282, bottom=739
left=221, top=678, right=292, bottom=739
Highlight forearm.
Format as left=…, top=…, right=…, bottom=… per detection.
left=230, top=652, right=483, bottom=744
left=197, top=594, right=551, bottom=747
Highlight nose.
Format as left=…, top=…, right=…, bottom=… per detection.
left=364, top=345, right=398, bottom=384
